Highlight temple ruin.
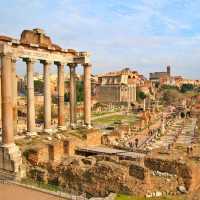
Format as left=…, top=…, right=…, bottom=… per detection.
left=0, top=28, right=92, bottom=178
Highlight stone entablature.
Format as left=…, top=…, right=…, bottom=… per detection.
left=0, top=41, right=90, bottom=65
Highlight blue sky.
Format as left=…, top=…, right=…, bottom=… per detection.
left=1, top=0, right=200, bottom=79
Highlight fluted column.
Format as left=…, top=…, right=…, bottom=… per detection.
left=24, top=58, right=36, bottom=134
left=68, top=63, right=77, bottom=128
left=11, top=58, right=18, bottom=135
left=41, top=60, right=52, bottom=132
left=1, top=54, right=14, bottom=145
left=83, top=63, right=92, bottom=128
left=57, top=62, right=65, bottom=130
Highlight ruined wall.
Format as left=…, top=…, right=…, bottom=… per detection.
left=85, top=130, right=102, bottom=146
left=96, top=85, right=121, bottom=103
left=52, top=142, right=64, bottom=163
left=129, top=164, right=147, bottom=181
left=96, top=84, right=136, bottom=104
left=20, top=29, right=52, bottom=48
left=27, top=156, right=151, bottom=197
left=144, top=157, right=200, bottom=191
left=24, top=130, right=102, bottom=165
left=37, top=146, right=49, bottom=163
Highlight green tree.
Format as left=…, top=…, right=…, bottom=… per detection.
left=162, top=89, right=182, bottom=105
left=64, top=92, right=70, bottom=102
left=63, top=81, right=84, bottom=102
left=161, top=84, right=179, bottom=91
left=180, top=84, right=194, bottom=93
left=137, top=91, right=147, bottom=101
left=34, top=80, right=44, bottom=93
left=52, top=95, right=58, bottom=104
left=76, top=80, right=84, bottom=102
left=36, top=105, right=44, bottom=122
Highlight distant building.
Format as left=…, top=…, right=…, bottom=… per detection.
left=95, top=68, right=142, bottom=105
left=149, top=65, right=171, bottom=82
left=150, top=65, right=200, bottom=87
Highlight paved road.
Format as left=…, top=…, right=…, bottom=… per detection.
left=148, top=118, right=196, bottom=150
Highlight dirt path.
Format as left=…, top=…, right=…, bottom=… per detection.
left=128, top=118, right=162, bottom=148
left=0, top=183, right=66, bottom=200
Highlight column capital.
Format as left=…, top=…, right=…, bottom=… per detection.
left=54, top=61, right=65, bottom=67
left=67, top=63, right=77, bottom=68
left=11, top=57, right=18, bottom=63
left=23, top=58, right=36, bottom=64
left=0, top=52, right=13, bottom=57
left=40, top=60, right=52, bottom=65
left=83, top=63, right=92, bottom=67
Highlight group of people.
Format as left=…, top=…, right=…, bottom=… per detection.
left=187, top=146, right=193, bottom=155
left=128, top=138, right=139, bottom=150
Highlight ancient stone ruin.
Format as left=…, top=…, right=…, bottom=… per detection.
left=0, top=28, right=92, bottom=179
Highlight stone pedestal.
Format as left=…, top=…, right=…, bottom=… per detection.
left=0, top=144, right=25, bottom=180
left=57, top=126, right=67, bottom=131
left=44, top=128, right=53, bottom=134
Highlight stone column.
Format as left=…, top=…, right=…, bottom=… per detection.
left=83, top=63, right=92, bottom=128
left=68, top=63, right=77, bottom=128
left=42, top=60, right=52, bottom=132
left=11, top=58, right=18, bottom=135
left=0, top=54, right=23, bottom=178
left=1, top=54, right=14, bottom=145
left=24, top=58, right=36, bottom=134
left=57, top=62, right=65, bottom=130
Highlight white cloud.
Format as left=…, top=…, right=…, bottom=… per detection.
left=0, top=0, right=200, bottom=79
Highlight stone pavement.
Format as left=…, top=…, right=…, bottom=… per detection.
left=145, top=118, right=197, bottom=151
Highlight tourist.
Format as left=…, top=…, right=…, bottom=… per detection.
left=135, top=138, right=139, bottom=148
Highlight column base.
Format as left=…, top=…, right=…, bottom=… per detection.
left=26, top=131, right=38, bottom=137
left=70, top=123, right=77, bottom=129
left=83, top=124, right=92, bottom=129
left=0, top=143, right=26, bottom=180
left=57, top=126, right=67, bottom=131
left=43, top=128, right=57, bottom=135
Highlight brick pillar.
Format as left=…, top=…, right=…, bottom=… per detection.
left=83, top=63, right=92, bottom=128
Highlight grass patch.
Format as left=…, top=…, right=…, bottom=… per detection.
left=115, top=194, right=185, bottom=200
left=21, top=178, right=62, bottom=192
left=92, top=111, right=115, bottom=117
left=92, top=114, right=137, bottom=126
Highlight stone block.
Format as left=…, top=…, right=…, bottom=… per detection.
left=129, top=164, right=146, bottom=180
left=0, top=144, right=24, bottom=179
